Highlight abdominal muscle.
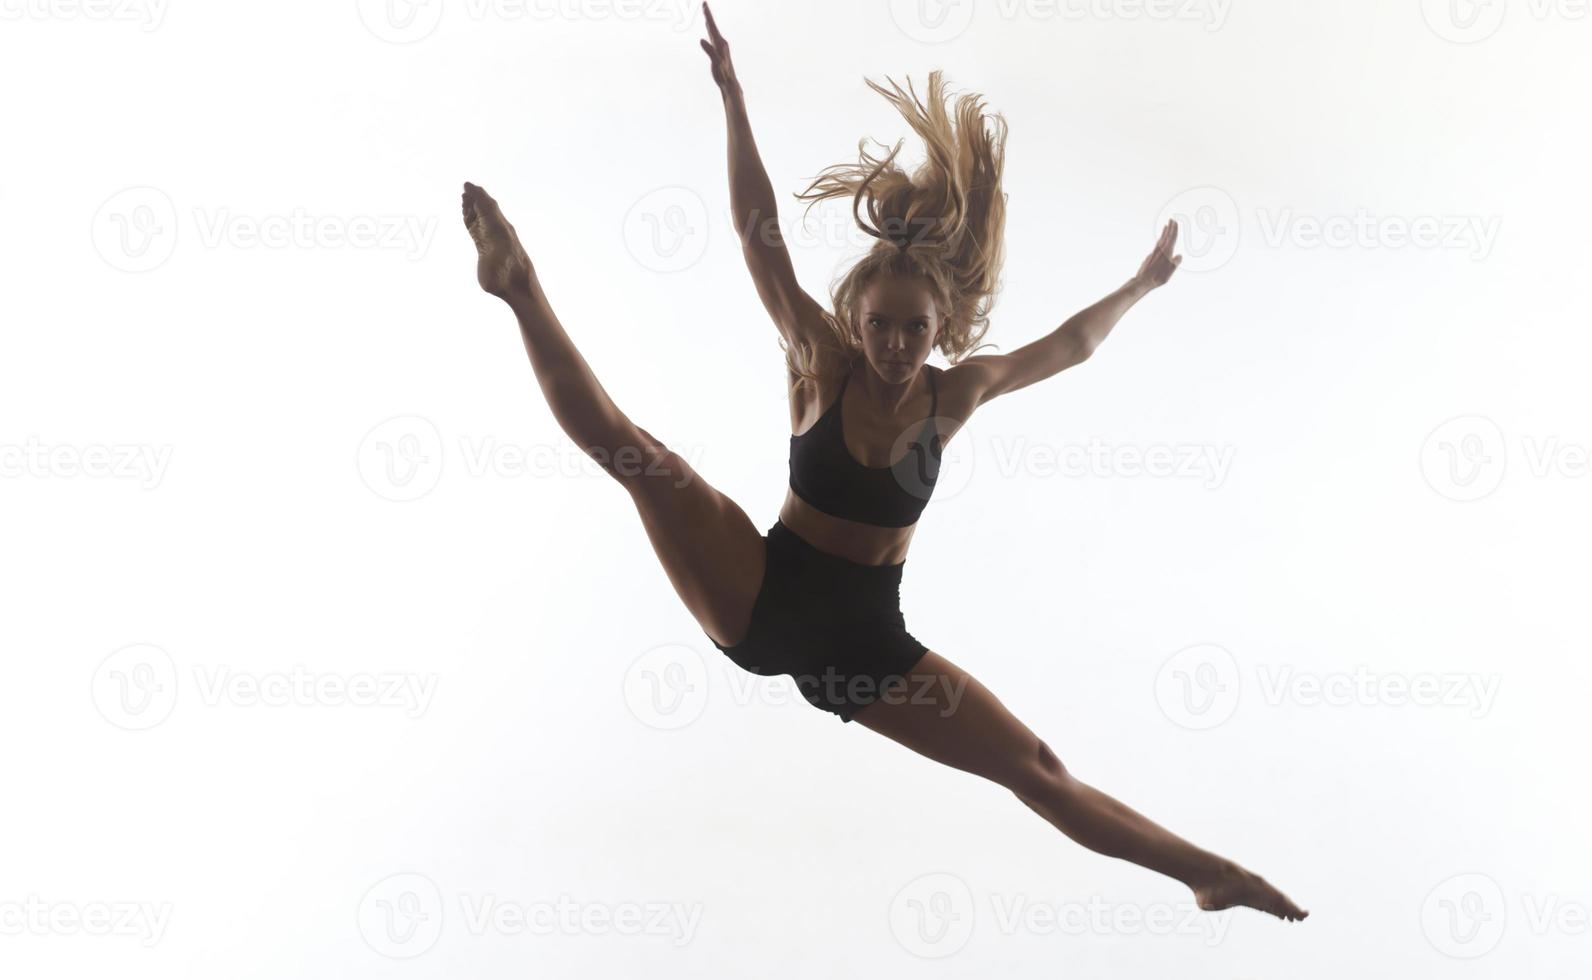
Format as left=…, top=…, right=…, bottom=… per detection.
left=778, top=489, right=918, bottom=566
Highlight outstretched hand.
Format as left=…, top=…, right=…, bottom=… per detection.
left=1134, top=219, right=1184, bottom=290
left=699, top=3, right=742, bottom=101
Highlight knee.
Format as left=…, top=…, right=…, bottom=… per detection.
left=1009, top=738, right=1074, bottom=801
left=605, top=430, right=690, bottom=489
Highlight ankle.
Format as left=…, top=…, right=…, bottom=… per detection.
left=1190, top=857, right=1241, bottom=889
left=504, top=280, right=544, bottom=317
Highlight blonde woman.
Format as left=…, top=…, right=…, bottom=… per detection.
left=460, top=2, right=1307, bottom=923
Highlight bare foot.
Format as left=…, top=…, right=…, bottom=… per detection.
left=461, top=182, right=533, bottom=303
left=1193, top=862, right=1309, bottom=922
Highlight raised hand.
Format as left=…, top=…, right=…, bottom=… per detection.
left=698, top=2, right=742, bottom=101
left=1134, top=219, right=1184, bottom=290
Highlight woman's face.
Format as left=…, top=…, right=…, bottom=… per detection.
left=856, top=276, right=940, bottom=383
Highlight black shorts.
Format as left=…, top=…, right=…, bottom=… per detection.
left=708, top=518, right=931, bottom=723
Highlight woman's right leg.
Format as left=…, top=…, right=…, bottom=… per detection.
left=852, top=650, right=1309, bottom=921
left=462, top=182, right=765, bottom=647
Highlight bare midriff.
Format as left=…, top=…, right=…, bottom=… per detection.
left=778, top=488, right=918, bottom=566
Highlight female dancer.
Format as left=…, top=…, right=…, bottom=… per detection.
left=459, top=3, right=1307, bottom=923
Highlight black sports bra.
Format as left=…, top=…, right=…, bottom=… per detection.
left=788, top=360, right=943, bottom=528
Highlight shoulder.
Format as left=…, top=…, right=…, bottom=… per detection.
left=930, top=358, right=990, bottom=429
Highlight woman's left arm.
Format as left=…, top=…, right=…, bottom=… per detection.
left=959, top=219, right=1182, bottom=407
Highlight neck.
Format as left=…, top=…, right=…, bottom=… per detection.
left=853, top=357, right=927, bottom=413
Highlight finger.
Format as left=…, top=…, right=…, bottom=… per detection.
left=704, top=3, right=724, bottom=43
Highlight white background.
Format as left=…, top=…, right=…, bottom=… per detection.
left=2, top=0, right=1589, bottom=976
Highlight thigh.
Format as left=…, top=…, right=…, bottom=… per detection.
left=850, top=650, right=1045, bottom=790
left=621, top=425, right=767, bottom=649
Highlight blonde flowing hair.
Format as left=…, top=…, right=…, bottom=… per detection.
left=784, top=70, right=1009, bottom=390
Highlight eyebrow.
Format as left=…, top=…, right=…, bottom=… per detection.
left=865, top=311, right=930, bottom=321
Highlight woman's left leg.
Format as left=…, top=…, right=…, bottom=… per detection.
left=850, top=650, right=1308, bottom=921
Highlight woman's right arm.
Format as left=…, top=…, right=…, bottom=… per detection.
left=700, top=4, right=827, bottom=346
